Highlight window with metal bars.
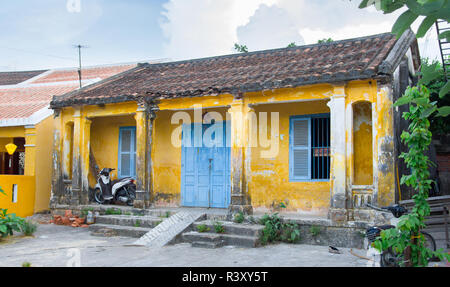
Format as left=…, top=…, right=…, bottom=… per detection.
left=289, top=114, right=330, bottom=181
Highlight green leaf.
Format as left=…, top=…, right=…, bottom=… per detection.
left=421, top=106, right=437, bottom=118
left=0, top=225, right=7, bottom=234
left=419, top=62, right=441, bottom=85
left=416, top=16, right=437, bottom=38
left=439, top=81, right=450, bottom=99
left=392, top=10, right=419, bottom=38
left=358, top=0, right=370, bottom=9
left=394, top=95, right=413, bottom=106
left=436, top=106, right=450, bottom=117
left=406, top=0, right=445, bottom=15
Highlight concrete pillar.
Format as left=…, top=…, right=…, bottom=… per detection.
left=327, top=86, right=348, bottom=223
left=134, top=104, right=158, bottom=209
left=80, top=117, right=92, bottom=205
left=50, top=110, right=63, bottom=208
left=71, top=108, right=82, bottom=205
left=227, top=97, right=253, bottom=215
left=134, top=105, right=148, bottom=209
left=374, top=84, right=395, bottom=207
left=24, top=125, right=37, bottom=176
left=146, top=106, right=158, bottom=208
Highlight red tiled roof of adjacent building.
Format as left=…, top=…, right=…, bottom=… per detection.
left=0, top=64, right=137, bottom=122
left=51, top=31, right=418, bottom=109
left=31, top=64, right=136, bottom=84
left=0, top=70, right=48, bottom=85
left=0, top=85, right=78, bottom=119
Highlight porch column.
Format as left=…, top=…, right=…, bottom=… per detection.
left=24, top=125, right=37, bottom=176
left=50, top=110, right=63, bottom=208
left=134, top=105, right=148, bottom=209
left=374, top=84, right=395, bottom=207
left=327, top=86, right=348, bottom=223
left=227, top=96, right=253, bottom=215
left=134, top=104, right=158, bottom=209
left=71, top=108, right=82, bottom=205
left=80, top=117, right=92, bottom=205
left=146, top=106, right=158, bottom=208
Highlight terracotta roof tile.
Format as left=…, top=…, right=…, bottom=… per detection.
left=0, top=70, right=47, bottom=85
left=51, top=33, right=406, bottom=108
left=0, top=64, right=137, bottom=121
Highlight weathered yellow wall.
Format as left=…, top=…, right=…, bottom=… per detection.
left=152, top=107, right=229, bottom=206
left=248, top=99, right=331, bottom=214
left=0, top=175, right=35, bottom=217
left=34, top=116, right=54, bottom=212
left=353, top=101, right=373, bottom=185
left=53, top=80, right=395, bottom=215
left=0, top=138, right=13, bottom=152
left=88, top=115, right=136, bottom=186
left=0, top=126, right=25, bottom=138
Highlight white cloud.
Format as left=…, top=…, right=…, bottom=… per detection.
left=237, top=4, right=304, bottom=51
left=160, top=0, right=440, bottom=61
left=159, top=0, right=278, bottom=60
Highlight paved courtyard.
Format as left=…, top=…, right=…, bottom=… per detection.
left=0, top=224, right=370, bottom=267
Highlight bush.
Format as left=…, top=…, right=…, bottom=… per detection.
left=280, top=222, right=301, bottom=244
left=196, top=224, right=210, bottom=233
left=213, top=221, right=225, bottom=234
left=259, top=213, right=283, bottom=245
left=21, top=220, right=37, bottom=236
left=233, top=212, right=245, bottom=224
left=0, top=209, right=24, bottom=238
left=259, top=214, right=301, bottom=245
left=309, top=225, right=321, bottom=237
left=105, top=208, right=122, bottom=215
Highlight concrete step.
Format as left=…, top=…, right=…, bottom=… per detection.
left=183, top=231, right=224, bottom=243
left=183, top=231, right=259, bottom=248
left=192, top=241, right=225, bottom=249
left=89, top=223, right=151, bottom=238
left=193, top=220, right=264, bottom=237
left=95, top=215, right=162, bottom=228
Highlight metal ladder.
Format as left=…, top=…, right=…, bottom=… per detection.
left=436, top=20, right=450, bottom=80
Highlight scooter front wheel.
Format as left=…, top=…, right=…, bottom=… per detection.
left=94, top=188, right=105, bottom=204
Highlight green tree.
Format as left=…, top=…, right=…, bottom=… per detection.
left=317, top=38, right=333, bottom=44
left=358, top=0, right=450, bottom=266
left=234, top=43, right=249, bottom=53
left=358, top=0, right=450, bottom=114
left=287, top=42, right=297, bottom=48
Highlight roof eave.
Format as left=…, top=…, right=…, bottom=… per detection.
left=377, top=29, right=417, bottom=76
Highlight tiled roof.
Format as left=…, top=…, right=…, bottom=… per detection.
left=0, top=85, right=77, bottom=119
left=0, top=64, right=137, bottom=122
left=51, top=32, right=416, bottom=109
left=0, top=70, right=47, bottom=85
left=30, top=64, right=136, bottom=84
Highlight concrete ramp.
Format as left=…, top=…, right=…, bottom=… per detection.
left=133, top=211, right=205, bottom=247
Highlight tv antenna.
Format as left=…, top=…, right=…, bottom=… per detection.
left=73, top=44, right=89, bottom=88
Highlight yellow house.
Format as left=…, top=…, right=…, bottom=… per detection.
left=0, top=64, right=137, bottom=217
left=49, top=31, right=420, bottom=223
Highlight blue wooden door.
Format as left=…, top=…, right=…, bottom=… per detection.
left=118, top=127, right=136, bottom=178
left=181, top=122, right=230, bottom=208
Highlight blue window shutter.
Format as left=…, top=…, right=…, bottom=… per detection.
left=290, top=118, right=311, bottom=180
left=118, top=127, right=136, bottom=178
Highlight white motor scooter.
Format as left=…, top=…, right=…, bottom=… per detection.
left=94, top=168, right=136, bottom=206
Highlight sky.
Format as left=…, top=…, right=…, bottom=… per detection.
left=0, top=0, right=442, bottom=71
